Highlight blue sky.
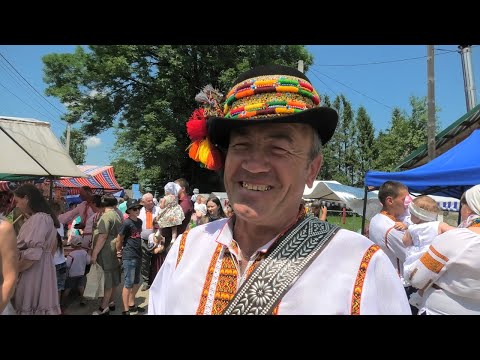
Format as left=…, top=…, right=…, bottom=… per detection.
left=0, top=45, right=478, bottom=166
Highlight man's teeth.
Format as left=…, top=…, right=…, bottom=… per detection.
left=242, top=182, right=271, bottom=191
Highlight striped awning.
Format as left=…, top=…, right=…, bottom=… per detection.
left=55, top=165, right=123, bottom=193
left=0, top=179, right=36, bottom=192
left=0, top=181, right=11, bottom=192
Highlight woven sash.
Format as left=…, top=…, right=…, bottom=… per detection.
left=222, top=216, right=340, bottom=315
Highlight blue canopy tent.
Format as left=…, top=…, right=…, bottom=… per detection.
left=365, top=129, right=480, bottom=199
left=361, top=129, right=480, bottom=233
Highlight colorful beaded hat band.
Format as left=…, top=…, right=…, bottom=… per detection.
left=185, top=66, right=336, bottom=171
left=223, top=75, right=320, bottom=120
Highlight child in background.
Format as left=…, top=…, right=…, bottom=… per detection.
left=49, top=200, right=68, bottom=310
left=148, top=218, right=165, bottom=254
left=403, top=195, right=455, bottom=313
left=116, top=199, right=144, bottom=315
left=156, top=182, right=185, bottom=244
left=403, top=195, right=455, bottom=274
left=62, top=235, right=91, bottom=309
left=147, top=215, right=167, bottom=290
left=189, top=203, right=209, bottom=229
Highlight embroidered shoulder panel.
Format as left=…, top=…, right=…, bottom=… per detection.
left=223, top=217, right=339, bottom=315
left=350, top=244, right=380, bottom=315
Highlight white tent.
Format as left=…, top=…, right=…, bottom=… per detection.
left=0, top=116, right=85, bottom=179
left=303, top=180, right=461, bottom=221
left=303, top=180, right=381, bottom=220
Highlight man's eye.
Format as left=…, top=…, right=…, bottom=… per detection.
left=230, top=143, right=248, bottom=150
left=272, top=147, right=288, bottom=155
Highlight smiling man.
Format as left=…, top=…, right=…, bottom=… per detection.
left=148, top=64, right=410, bottom=315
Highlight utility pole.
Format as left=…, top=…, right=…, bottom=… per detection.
left=459, top=45, right=477, bottom=112
left=65, top=122, right=71, bottom=155
left=297, top=60, right=304, bottom=73
left=427, top=45, right=436, bottom=161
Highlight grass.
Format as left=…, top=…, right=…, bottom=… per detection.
left=325, top=214, right=364, bottom=233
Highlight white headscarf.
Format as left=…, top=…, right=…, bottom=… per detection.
left=194, top=203, right=207, bottom=216
left=408, top=202, right=438, bottom=222
left=164, top=182, right=181, bottom=197
left=465, top=184, right=480, bottom=215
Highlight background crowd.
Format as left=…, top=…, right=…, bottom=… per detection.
left=0, top=178, right=231, bottom=315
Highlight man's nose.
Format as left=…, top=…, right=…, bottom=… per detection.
left=242, top=149, right=270, bottom=173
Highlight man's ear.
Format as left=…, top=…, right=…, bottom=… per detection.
left=306, top=154, right=323, bottom=188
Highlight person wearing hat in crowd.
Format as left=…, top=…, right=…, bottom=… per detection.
left=116, top=199, right=145, bottom=314
left=148, top=64, right=410, bottom=315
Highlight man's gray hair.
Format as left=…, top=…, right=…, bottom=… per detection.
left=309, top=129, right=323, bottom=161
left=142, top=192, right=153, bottom=201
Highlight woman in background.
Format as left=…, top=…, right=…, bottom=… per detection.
left=12, top=184, right=61, bottom=315
left=206, top=196, right=226, bottom=222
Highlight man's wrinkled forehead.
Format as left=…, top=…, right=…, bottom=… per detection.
left=230, top=123, right=309, bottom=142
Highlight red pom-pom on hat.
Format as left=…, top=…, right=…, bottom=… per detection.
left=186, top=108, right=207, bottom=141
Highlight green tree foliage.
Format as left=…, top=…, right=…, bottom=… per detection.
left=374, top=96, right=430, bottom=171
left=60, top=127, right=86, bottom=165
left=43, top=45, right=313, bottom=192
left=110, top=158, right=140, bottom=190
left=354, top=106, right=376, bottom=186
left=320, top=95, right=355, bottom=185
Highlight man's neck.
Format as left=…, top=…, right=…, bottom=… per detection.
left=232, top=212, right=301, bottom=260
left=381, top=208, right=398, bottom=222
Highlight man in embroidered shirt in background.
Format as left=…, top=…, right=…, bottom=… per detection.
left=149, top=64, right=410, bottom=315
left=137, top=193, right=159, bottom=291
left=369, top=180, right=418, bottom=313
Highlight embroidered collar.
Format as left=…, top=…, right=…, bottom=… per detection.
left=216, top=206, right=306, bottom=257
left=380, top=210, right=398, bottom=222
